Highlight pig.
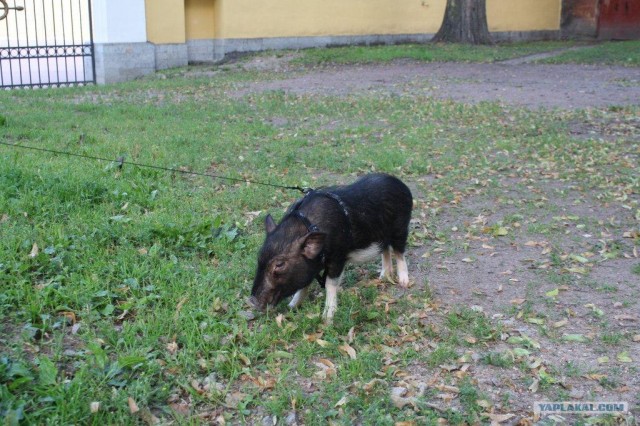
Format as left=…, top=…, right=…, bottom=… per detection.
left=248, top=173, right=413, bottom=323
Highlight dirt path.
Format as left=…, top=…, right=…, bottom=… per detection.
left=234, top=57, right=640, bottom=110
left=231, top=55, right=640, bottom=421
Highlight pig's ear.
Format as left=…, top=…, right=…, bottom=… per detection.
left=265, top=214, right=276, bottom=234
left=301, top=232, right=325, bottom=259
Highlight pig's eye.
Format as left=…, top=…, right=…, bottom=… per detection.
left=273, top=260, right=286, bottom=275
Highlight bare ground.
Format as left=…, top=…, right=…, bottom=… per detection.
left=228, top=54, right=640, bottom=424
left=231, top=54, right=640, bottom=110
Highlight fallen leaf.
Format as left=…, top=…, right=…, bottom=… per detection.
left=510, top=298, right=526, bottom=305
left=270, top=350, right=292, bottom=359
left=545, top=288, right=559, bottom=298
left=585, top=373, right=607, bottom=381
left=304, top=332, right=323, bottom=342
left=562, top=334, right=589, bottom=343
left=238, top=353, right=251, bottom=366
left=174, top=297, right=188, bottom=320
left=617, top=352, right=633, bottom=363
left=363, top=378, right=386, bottom=393
left=493, top=227, right=509, bottom=237
left=317, top=358, right=335, bottom=369
left=526, top=317, right=545, bottom=325
left=238, top=310, right=255, bottom=321
left=275, top=313, right=285, bottom=328
left=90, top=402, right=100, bottom=413
left=334, top=395, right=348, bottom=407
left=436, top=393, right=456, bottom=402
left=476, top=399, right=492, bottom=410
left=614, top=314, right=638, bottom=321
left=128, top=397, right=140, bottom=414
left=564, top=266, right=588, bottom=275
left=347, top=327, right=356, bottom=344
left=507, top=334, right=540, bottom=349
left=488, top=413, right=515, bottom=423
left=570, top=254, right=590, bottom=264
left=166, top=341, right=178, bottom=355
left=437, top=385, right=460, bottom=394
left=553, top=319, right=568, bottom=328
left=169, top=402, right=191, bottom=415
left=224, top=392, right=248, bottom=409
left=584, top=303, right=604, bottom=317
left=29, top=243, right=39, bottom=258
left=339, top=343, right=357, bottom=360
left=633, top=335, right=640, bottom=342
left=512, top=348, right=530, bottom=357
left=391, top=394, right=412, bottom=409
left=315, top=339, right=330, bottom=348
left=597, top=356, right=609, bottom=364
left=59, top=311, right=76, bottom=324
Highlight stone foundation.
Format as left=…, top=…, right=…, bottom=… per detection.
left=93, top=42, right=155, bottom=85
left=94, top=31, right=561, bottom=84
left=154, top=43, right=189, bottom=70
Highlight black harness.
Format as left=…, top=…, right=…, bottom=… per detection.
left=289, top=190, right=351, bottom=288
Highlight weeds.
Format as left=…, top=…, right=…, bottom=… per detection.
left=1, top=42, right=639, bottom=424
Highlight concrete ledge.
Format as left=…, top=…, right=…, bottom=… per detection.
left=221, top=33, right=435, bottom=56
left=94, top=42, right=155, bottom=85
left=187, top=39, right=225, bottom=63
left=95, top=30, right=563, bottom=84
left=155, top=43, right=189, bottom=70
left=491, top=30, right=561, bottom=42
left=192, top=31, right=560, bottom=62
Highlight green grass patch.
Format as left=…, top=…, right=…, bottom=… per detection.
left=297, top=41, right=577, bottom=65
left=539, top=40, right=640, bottom=67
left=0, top=45, right=638, bottom=423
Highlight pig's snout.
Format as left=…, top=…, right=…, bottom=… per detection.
left=247, top=295, right=263, bottom=311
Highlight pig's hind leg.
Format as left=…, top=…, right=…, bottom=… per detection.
left=394, top=250, right=409, bottom=288
left=390, top=226, right=410, bottom=288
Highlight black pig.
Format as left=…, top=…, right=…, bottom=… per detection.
left=249, top=173, right=413, bottom=323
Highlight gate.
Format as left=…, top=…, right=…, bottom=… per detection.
left=0, top=0, right=95, bottom=89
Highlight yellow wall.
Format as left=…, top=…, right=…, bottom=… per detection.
left=146, top=0, right=186, bottom=44
left=180, top=0, right=561, bottom=42
left=185, top=0, right=215, bottom=39
left=488, top=0, right=561, bottom=31
left=216, top=0, right=443, bottom=39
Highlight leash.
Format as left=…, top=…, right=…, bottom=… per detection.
left=0, top=141, right=310, bottom=194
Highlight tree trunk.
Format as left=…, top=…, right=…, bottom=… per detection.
left=432, top=0, right=493, bottom=44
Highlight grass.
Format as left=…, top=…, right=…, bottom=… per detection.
left=538, top=40, right=640, bottom=66
left=1, top=42, right=639, bottom=424
left=296, top=41, right=578, bottom=65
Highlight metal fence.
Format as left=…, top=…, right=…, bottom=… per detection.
left=0, top=0, right=95, bottom=89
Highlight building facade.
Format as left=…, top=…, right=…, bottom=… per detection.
left=94, top=0, right=562, bottom=84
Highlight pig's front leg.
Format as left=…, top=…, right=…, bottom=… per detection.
left=322, top=274, right=343, bottom=324
left=288, top=286, right=310, bottom=309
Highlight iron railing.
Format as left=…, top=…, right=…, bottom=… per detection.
left=0, top=0, right=95, bottom=89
